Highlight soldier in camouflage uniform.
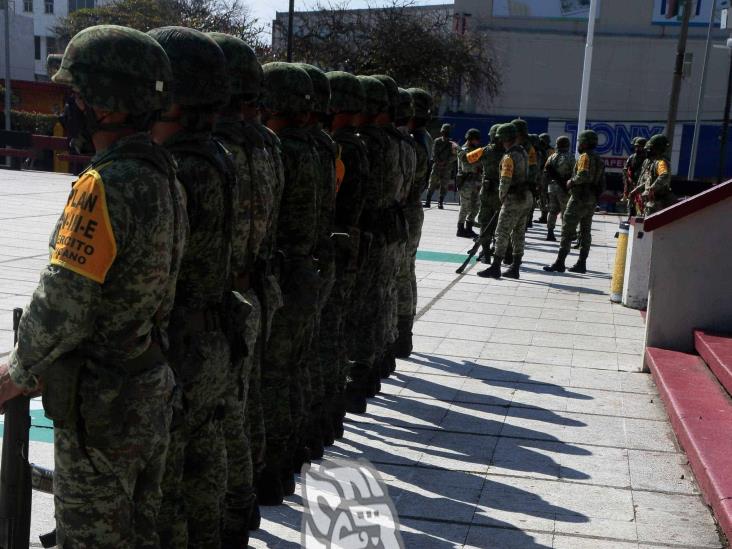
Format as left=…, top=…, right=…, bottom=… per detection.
left=623, top=137, right=647, bottom=216
left=544, top=130, right=606, bottom=274
left=0, top=25, right=187, bottom=548
left=148, top=27, right=235, bottom=549
left=469, top=123, right=502, bottom=264
left=636, top=134, right=675, bottom=215
left=424, top=123, right=457, bottom=209
left=544, top=135, right=575, bottom=242
left=393, top=87, right=418, bottom=365
left=322, top=71, right=369, bottom=436
left=394, top=87, right=432, bottom=358
left=296, top=63, right=337, bottom=458
left=346, top=75, right=389, bottom=413
left=259, top=62, right=321, bottom=504
left=208, top=33, right=271, bottom=542
left=456, top=128, right=483, bottom=238
left=534, top=132, right=553, bottom=223
left=477, top=123, right=532, bottom=280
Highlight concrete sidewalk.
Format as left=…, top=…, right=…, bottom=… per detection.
left=0, top=172, right=724, bottom=548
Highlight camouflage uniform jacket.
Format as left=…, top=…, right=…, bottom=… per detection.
left=458, top=143, right=483, bottom=179
left=480, top=145, right=503, bottom=191
left=379, top=124, right=405, bottom=205
left=523, top=142, right=539, bottom=184
left=544, top=151, right=575, bottom=186
left=410, top=127, right=433, bottom=197
left=432, top=136, right=455, bottom=170
left=309, top=125, right=338, bottom=261
left=638, top=156, right=673, bottom=198
left=498, top=144, right=529, bottom=202
left=251, top=122, right=285, bottom=265
left=397, top=126, right=417, bottom=205
left=569, top=150, right=605, bottom=203
left=624, top=152, right=646, bottom=193
left=10, top=133, right=187, bottom=390
left=356, top=124, right=388, bottom=226
left=332, top=127, right=370, bottom=232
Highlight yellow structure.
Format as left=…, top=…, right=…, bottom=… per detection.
left=610, top=221, right=630, bottom=303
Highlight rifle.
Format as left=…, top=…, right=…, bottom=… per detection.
left=0, top=308, right=31, bottom=549
left=456, top=211, right=499, bottom=274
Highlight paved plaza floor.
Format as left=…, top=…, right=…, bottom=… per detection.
left=0, top=170, right=725, bottom=548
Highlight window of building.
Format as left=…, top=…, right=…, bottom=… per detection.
left=23, top=0, right=33, bottom=13
left=68, top=0, right=94, bottom=12
left=44, top=0, right=53, bottom=13
left=34, top=36, right=41, bottom=61
left=46, top=36, right=58, bottom=54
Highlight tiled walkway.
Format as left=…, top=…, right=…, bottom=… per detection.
left=0, top=171, right=723, bottom=548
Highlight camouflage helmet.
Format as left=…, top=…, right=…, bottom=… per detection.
left=371, top=74, right=398, bottom=117
left=465, top=128, right=481, bottom=141
left=511, top=118, right=528, bottom=136
left=356, top=75, right=388, bottom=117
left=396, top=88, right=414, bottom=121
left=52, top=25, right=172, bottom=115
left=207, top=33, right=261, bottom=100
left=529, top=133, right=540, bottom=148
left=578, top=129, right=599, bottom=148
left=539, top=133, right=551, bottom=146
left=489, top=123, right=501, bottom=142
left=326, top=71, right=364, bottom=114
left=261, top=62, right=313, bottom=115
left=406, top=87, right=432, bottom=118
left=496, top=123, right=517, bottom=142
left=633, top=136, right=648, bottom=148
left=46, top=54, right=63, bottom=78
left=440, top=123, right=451, bottom=134
left=148, top=27, right=229, bottom=109
left=647, top=134, right=669, bottom=154
left=556, top=135, right=571, bottom=149
left=296, top=63, right=330, bottom=115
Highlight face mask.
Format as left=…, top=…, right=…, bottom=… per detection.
left=60, top=96, right=92, bottom=144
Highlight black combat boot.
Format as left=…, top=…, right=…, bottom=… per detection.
left=534, top=212, right=548, bottom=224
left=546, top=228, right=556, bottom=241
left=503, top=255, right=522, bottom=279
left=569, top=251, right=588, bottom=273
left=345, top=382, right=367, bottom=414
left=321, top=410, right=335, bottom=447
left=281, top=467, right=296, bottom=496
left=438, top=194, right=445, bottom=209
left=456, top=222, right=467, bottom=237
left=248, top=497, right=261, bottom=530
left=477, top=255, right=502, bottom=279
left=479, top=244, right=492, bottom=263
left=387, top=345, right=397, bottom=375
left=503, top=242, right=513, bottom=264
left=256, top=466, right=284, bottom=506
left=368, top=359, right=382, bottom=396
left=331, top=391, right=346, bottom=438
left=307, top=415, right=325, bottom=460
left=543, top=249, right=568, bottom=272
left=465, top=221, right=478, bottom=238
left=394, top=316, right=413, bottom=358
left=423, top=191, right=433, bottom=208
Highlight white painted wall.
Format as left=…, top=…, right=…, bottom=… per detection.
left=0, top=12, right=35, bottom=82
left=645, top=195, right=732, bottom=353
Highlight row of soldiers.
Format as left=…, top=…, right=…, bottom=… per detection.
left=0, top=24, right=434, bottom=549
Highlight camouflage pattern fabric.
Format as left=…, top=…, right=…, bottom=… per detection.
left=427, top=136, right=455, bottom=197
left=457, top=143, right=482, bottom=224
left=493, top=144, right=532, bottom=258
left=9, top=133, right=186, bottom=547
left=478, top=144, right=503, bottom=249
left=559, top=150, right=605, bottom=255
left=638, top=156, right=676, bottom=215
left=395, top=125, right=418, bottom=323
left=545, top=150, right=575, bottom=231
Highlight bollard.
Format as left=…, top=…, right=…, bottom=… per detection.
left=610, top=221, right=630, bottom=303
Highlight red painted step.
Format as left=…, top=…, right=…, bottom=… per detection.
left=695, top=330, right=732, bottom=398
left=645, top=347, right=732, bottom=541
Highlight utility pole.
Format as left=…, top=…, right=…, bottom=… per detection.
left=286, top=0, right=294, bottom=62
left=576, top=0, right=599, bottom=156
left=717, top=39, right=732, bottom=183
left=665, top=0, right=693, bottom=153
left=3, top=0, right=11, bottom=131
left=689, top=0, right=716, bottom=179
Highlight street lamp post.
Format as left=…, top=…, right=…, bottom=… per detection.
left=286, top=0, right=294, bottom=62
left=717, top=38, right=732, bottom=183
left=3, top=0, right=11, bottom=132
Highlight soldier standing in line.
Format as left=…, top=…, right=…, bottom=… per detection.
left=636, top=134, right=676, bottom=215
left=258, top=62, right=321, bottom=504
left=623, top=137, right=647, bottom=216
left=395, top=87, right=432, bottom=358
left=544, top=130, right=606, bottom=274
left=534, top=132, right=553, bottom=223
left=149, top=26, right=235, bottom=548
left=424, top=123, right=457, bottom=209
left=476, top=123, right=532, bottom=280
left=322, top=71, right=370, bottom=436
left=544, top=135, right=575, bottom=242
left=0, top=25, right=187, bottom=547
left=296, top=63, right=337, bottom=459
left=468, top=123, right=502, bottom=264
left=456, top=128, right=483, bottom=238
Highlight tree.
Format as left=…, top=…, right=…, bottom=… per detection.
left=52, top=0, right=266, bottom=50
left=273, top=1, right=501, bottom=110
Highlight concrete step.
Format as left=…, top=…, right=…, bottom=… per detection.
left=695, top=330, right=732, bottom=397
left=646, top=346, right=732, bottom=542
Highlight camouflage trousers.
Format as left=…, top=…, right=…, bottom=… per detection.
left=397, top=206, right=424, bottom=321
left=538, top=180, right=550, bottom=215
left=159, top=329, right=231, bottom=548
left=427, top=166, right=451, bottom=197
left=478, top=183, right=501, bottom=249
left=55, top=363, right=175, bottom=549
left=560, top=195, right=596, bottom=255
left=494, top=190, right=534, bottom=258
left=262, top=261, right=319, bottom=468
left=222, top=289, right=261, bottom=541
left=458, top=177, right=480, bottom=223
left=547, top=183, right=569, bottom=231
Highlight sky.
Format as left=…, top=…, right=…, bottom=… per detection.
left=248, top=0, right=452, bottom=38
